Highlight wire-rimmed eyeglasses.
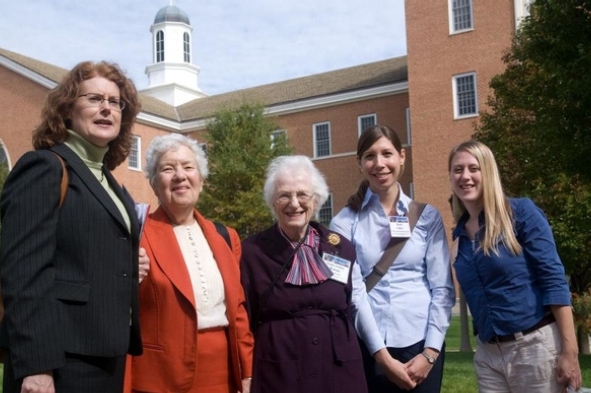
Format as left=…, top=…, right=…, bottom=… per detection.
left=78, top=93, right=126, bottom=111
left=275, top=191, right=315, bottom=205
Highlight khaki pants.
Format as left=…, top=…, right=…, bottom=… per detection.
left=474, top=322, right=564, bottom=393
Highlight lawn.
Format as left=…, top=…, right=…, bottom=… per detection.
left=443, top=315, right=591, bottom=392
left=0, top=316, right=588, bottom=392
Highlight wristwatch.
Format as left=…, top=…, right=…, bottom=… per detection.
left=421, top=351, right=436, bottom=365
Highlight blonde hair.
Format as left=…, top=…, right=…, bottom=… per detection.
left=448, top=140, right=521, bottom=256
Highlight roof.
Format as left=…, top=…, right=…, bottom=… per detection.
left=0, top=47, right=407, bottom=125
left=154, top=5, right=190, bottom=25
left=176, top=56, right=408, bottom=121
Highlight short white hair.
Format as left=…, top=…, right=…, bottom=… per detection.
left=144, top=134, right=208, bottom=186
left=263, top=155, right=329, bottom=214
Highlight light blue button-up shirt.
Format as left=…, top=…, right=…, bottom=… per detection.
left=330, top=186, right=455, bottom=354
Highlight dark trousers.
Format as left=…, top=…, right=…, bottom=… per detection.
left=3, top=351, right=126, bottom=393
left=361, top=339, right=445, bottom=393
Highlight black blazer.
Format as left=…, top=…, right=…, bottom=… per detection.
left=0, top=143, right=142, bottom=380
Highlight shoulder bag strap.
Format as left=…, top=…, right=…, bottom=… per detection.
left=213, top=221, right=232, bottom=250
left=52, top=152, right=68, bottom=207
left=364, top=201, right=427, bottom=292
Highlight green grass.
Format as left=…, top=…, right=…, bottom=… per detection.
left=0, top=317, right=587, bottom=392
left=443, top=315, right=591, bottom=392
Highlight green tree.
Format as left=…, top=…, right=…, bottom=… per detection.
left=197, top=102, right=293, bottom=239
left=475, top=0, right=591, bottom=350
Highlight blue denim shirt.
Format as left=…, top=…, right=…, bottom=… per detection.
left=452, top=197, right=571, bottom=342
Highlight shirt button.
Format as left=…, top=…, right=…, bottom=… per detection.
left=312, top=338, right=319, bottom=345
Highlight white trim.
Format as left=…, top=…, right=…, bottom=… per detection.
left=452, top=72, right=478, bottom=119
left=0, top=55, right=57, bottom=89
left=514, top=0, right=532, bottom=28
left=154, top=81, right=408, bottom=133
left=128, top=135, right=142, bottom=171
left=313, top=122, right=331, bottom=158
left=358, top=113, right=377, bottom=136
left=448, top=0, right=474, bottom=34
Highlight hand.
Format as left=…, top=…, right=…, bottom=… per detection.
left=374, top=348, right=417, bottom=390
left=241, top=378, right=252, bottom=393
left=556, top=350, right=581, bottom=392
left=138, top=247, right=150, bottom=284
left=405, top=352, right=434, bottom=385
left=21, top=372, right=55, bottom=393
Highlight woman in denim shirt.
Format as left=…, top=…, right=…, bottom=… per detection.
left=449, top=140, right=581, bottom=392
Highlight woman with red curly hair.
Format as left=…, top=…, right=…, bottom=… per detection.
left=0, top=61, right=144, bottom=393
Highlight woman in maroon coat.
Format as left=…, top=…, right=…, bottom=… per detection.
left=240, top=155, right=367, bottom=393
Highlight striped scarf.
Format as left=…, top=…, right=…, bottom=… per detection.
left=284, top=226, right=333, bottom=285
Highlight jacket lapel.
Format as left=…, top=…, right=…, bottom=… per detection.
left=51, top=144, right=130, bottom=233
left=144, top=207, right=196, bottom=310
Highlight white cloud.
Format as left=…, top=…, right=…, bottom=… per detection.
left=0, top=0, right=406, bottom=95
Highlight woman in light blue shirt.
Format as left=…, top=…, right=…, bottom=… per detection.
left=330, top=125, right=455, bottom=393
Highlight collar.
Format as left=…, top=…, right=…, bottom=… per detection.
left=361, top=183, right=411, bottom=216
left=64, top=129, right=109, bottom=165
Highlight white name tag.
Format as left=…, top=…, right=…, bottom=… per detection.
left=322, top=253, right=351, bottom=284
left=389, top=216, right=411, bottom=238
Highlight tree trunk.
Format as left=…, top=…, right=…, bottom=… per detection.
left=577, top=327, right=590, bottom=355
left=459, top=291, right=473, bottom=352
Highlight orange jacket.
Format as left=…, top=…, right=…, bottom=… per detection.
left=125, top=207, right=253, bottom=393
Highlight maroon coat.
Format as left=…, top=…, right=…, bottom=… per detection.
left=240, top=222, right=367, bottom=393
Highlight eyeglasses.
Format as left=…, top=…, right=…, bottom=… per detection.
left=78, top=93, right=126, bottom=111
left=275, top=191, right=314, bottom=205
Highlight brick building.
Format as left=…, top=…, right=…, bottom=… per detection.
left=406, top=0, right=531, bottom=230
left=0, top=1, right=529, bottom=229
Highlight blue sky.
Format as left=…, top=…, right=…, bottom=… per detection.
left=0, top=0, right=407, bottom=95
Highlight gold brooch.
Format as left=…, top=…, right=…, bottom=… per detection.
left=327, top=233, right=341, bottom=246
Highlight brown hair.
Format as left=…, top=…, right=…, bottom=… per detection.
left=32, top=61, right=141, bottom=170
left=345, top=125, right=404, bottom=212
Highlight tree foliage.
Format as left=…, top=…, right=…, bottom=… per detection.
left=197, top=102, right=293, bottom=239
left=475, top=0, right=591, bottom=294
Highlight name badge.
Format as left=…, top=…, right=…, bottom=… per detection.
left=322, top=253, right=351, bottom=284
left=389, top=216, right=411, bottom=238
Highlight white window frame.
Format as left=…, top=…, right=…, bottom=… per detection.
left=128, top=135, right=141, bottom=171
left=448, top=0, right=474, bottom=34
left=198, top=142, right=208, bottom=156
left=270, top=129, right=287, bottom=148
left=316, top=193, right=333, bottom=226
left=313, top=122, right=331, bottom=158
left=452, top=72, right=478, bottom=119
left=358, top=114, right=377, bottom=136
left=183, top=32, right=191, bottom=63
left=156, top=30, right=165, bottom=62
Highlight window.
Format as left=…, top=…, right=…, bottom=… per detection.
left=316, top=194, right=333, bottom=226
left=198, top=142, right=208, bottom=156
left=183, top=33, right=191, bottom=62
left=156, top=31, right=165, bottom=62
left=450, top=0, right=473, bottom=33
left=271, top=129, right=287, bottom=148
left=129, top=136, right=141, bottom=170
left=313, top=122, right=331, bottom=158
left=358, top=114, right=376, bottom=136
left=453, top=73, right=478, bottom=118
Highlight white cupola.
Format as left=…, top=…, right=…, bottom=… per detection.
left=141, top=3, right=207, bottom=106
